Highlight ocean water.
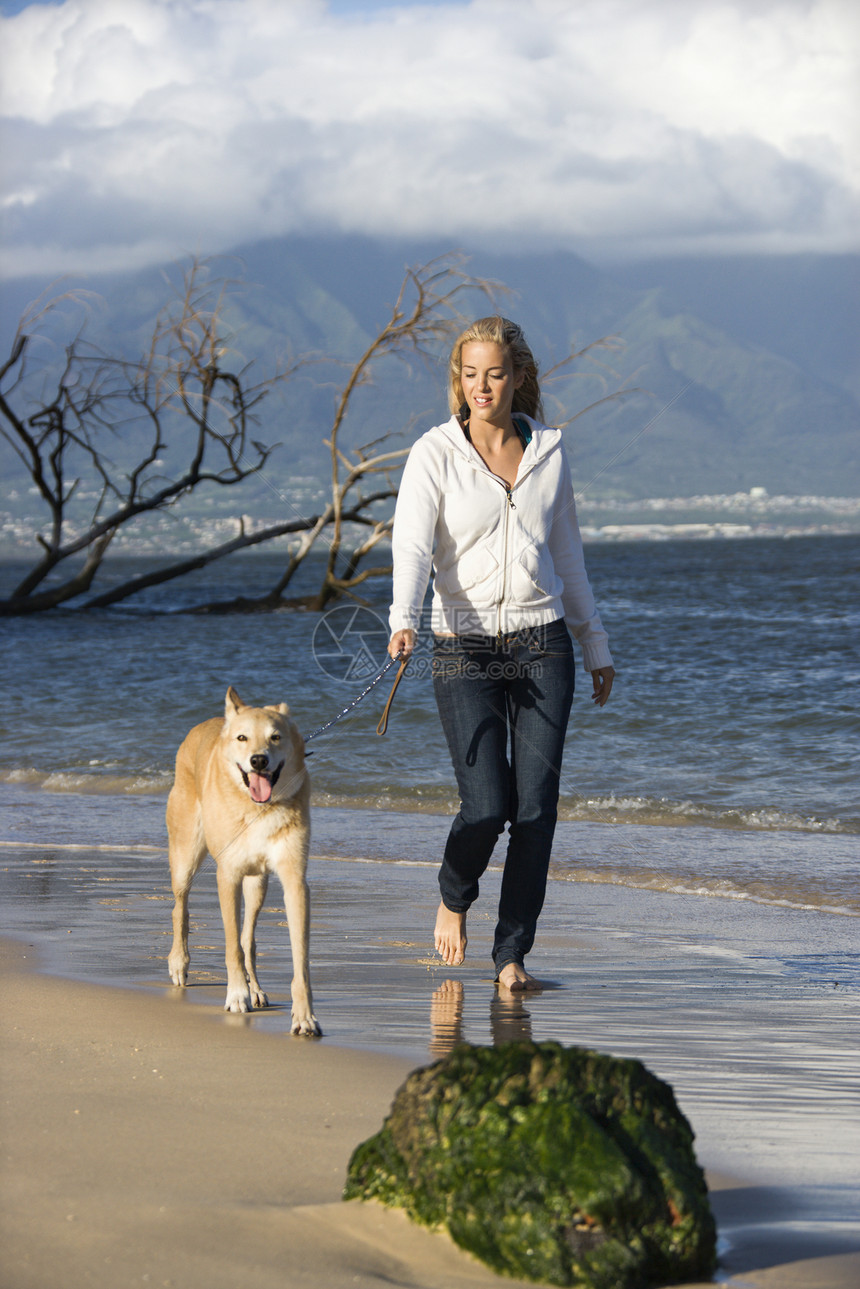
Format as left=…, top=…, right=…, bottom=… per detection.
left=1, top=535, right=858, bottom=919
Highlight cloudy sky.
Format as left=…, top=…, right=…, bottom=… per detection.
left=0, top=0, right=857, bottom=280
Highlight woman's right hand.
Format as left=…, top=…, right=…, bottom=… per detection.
left=388, top=628, right=415, bottom=660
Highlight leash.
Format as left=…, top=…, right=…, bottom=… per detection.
left=304, top=652, right=409, bottom=748
left=375, top=655, right=409, bottom=735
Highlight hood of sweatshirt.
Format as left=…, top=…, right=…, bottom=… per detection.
left=431, top=414, right=563, bottom=485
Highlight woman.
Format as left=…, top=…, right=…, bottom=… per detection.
left=388, top=316, right=614, bottom=992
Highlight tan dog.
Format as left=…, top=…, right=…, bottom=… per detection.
left=166, top=686, right=320, bottom=1036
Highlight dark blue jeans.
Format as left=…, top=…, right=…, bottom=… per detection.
left=432, top=619, right=576, bottom=974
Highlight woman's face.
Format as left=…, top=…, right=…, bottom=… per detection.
left=459, top=340, right=524, bottom=430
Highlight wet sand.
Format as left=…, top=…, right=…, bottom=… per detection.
left=1, top=839, right=859, bottom=1288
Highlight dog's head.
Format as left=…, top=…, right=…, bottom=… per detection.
left=222, top=686, right=305, bottom=805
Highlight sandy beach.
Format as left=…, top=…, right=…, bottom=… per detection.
left=1, top=833, right=859, bottom=1289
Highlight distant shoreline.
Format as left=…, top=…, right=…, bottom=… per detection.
left=2, top=508, right=859, bottom=560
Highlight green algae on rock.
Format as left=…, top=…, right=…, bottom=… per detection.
left=344, top=1042, right=716, bottom=1289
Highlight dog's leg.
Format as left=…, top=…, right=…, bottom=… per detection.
left=217, top=866, right=253, bottom=1013
left=241, top=872, right=269, bottom=1009
left=167, top=809, right=206, bottom=988
left=278, top=859, right=321, bottom=1037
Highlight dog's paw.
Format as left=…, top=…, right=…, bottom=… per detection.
left=168, top=961, right=188, bottom=987
left=249, top=986, right=269, bottom=1009
left=291, top=1011, right=322, bottom=1037
left=224, top=987, right=252, bottom=1014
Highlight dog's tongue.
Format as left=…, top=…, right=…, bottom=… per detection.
left=248, top=773, right=273, bottom=804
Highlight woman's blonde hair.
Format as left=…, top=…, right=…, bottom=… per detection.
left=448, top=316, right=543, bottom=423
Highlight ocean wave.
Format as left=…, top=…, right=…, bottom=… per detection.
left=549, top=865, right=860, bottom=918
left=0, top=768, right=171, bottom=796
left=312, top=785, right=458, bottom=814
left=0, top=839, right=163, bottom=854
left=555, top=794, right=855, bottom=834
left=318, top=788, right=856, bottom=834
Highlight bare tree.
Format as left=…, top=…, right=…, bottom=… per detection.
left=0, top=254, right=500, bottom=614
left=0, top=259, right=302, bottom=613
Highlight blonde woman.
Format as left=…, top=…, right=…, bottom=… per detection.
left=388, top=317, right=614, bottom=991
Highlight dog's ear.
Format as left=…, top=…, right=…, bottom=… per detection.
left=265, top=702, right=290, bottom=717
left=225, top=687, right=245, bottom=716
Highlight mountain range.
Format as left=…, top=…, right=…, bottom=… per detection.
left=1, top=237, right=858, bottom=515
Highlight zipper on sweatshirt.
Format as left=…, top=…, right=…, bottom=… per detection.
left=460, top=449, right=524, bottom=638
left=497, top=483, right=513, bottom=639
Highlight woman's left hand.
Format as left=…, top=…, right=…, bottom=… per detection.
left=591, top=666, right=615, bottom=707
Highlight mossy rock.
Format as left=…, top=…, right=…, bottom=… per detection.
left=344, top=1042, right=716, bottom=1288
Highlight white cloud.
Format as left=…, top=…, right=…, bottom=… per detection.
left=0, top=0, right=857, bottom=278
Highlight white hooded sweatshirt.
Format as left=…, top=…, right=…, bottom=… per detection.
left=389, top=414, right=613, bottom=673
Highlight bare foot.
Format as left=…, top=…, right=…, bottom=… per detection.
left=496, top=961, right=541, bottom=992
left=434, top=901, right=467, bottom=966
